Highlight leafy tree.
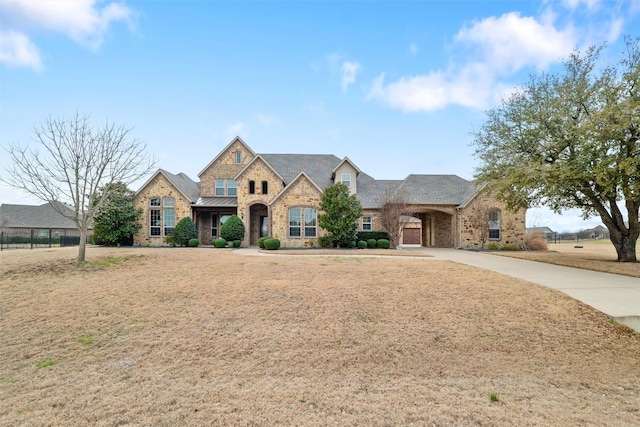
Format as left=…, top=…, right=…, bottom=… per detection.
left=171, top=217, right=197, bottom=247
left=91, top=182, right=142, bottom=246
left=220, top=214, right=245, bottom=242
left=318, top=183, right=363, bottom=247
left=2, top=113, right=155, bottom=263
left=473, top=38, right=640, bottom=262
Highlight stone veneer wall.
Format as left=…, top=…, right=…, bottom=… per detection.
left=133, top=174, right=192, bottom=246
left=459, top=195, right=526, bottom=249
left=199, top=140, right=255, bottom=196
left=269, top=175, right=326, bottom=247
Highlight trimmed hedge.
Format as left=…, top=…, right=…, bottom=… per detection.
left=357, top=240, right=367, bottom=249
left=263, top=238, right=280, bottom=250
left=188, top=238, right=199, bottom=247
left=347, top=240, right=356, bottom=248
left=258, top=236, right=270, bottom=249
left=366, top=239, right=377, bottom=248
left=357, top=231, right=389, bottom=242
left=213, top=238, right=227, bottom=248
left=377, top=239, right=390, bottom=249
left=233, top=239, right=241, bottom=248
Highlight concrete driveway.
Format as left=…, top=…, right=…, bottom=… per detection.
left=403, top=247, right=640, bottom=333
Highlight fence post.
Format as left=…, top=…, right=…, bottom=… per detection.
left=30, top=229, right=34, bottom=249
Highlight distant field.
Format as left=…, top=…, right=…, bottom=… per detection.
left=1, top=246, right=639, bottom=426
left=496, top=240, right=640, bottom=277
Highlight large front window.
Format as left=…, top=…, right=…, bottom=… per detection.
left=149, top=197, right=175, bottom=237
left=289, top=207, right=317, bottom=238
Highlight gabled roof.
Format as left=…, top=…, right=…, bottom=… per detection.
left=198, top=136, right=256, bottom=177
left=136, top=169, right=201, bottom=203
left=270, top=171, right=324, bottom=205
left=234, top=154, right=285, bottom=184
left=0, top=202, right=78, bottom=229
left=332, top=157, right=361, bottom=178
left=259, top=153, right=342, bottom=189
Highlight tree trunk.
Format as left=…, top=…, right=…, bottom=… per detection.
left=77, top=229, right=87, bottom=264
left=610, top=231, right=638, bottom=263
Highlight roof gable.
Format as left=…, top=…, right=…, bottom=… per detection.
left=259, top=153, right=342, bottom=189
left=270, top=172, right=324, bottom=205
left=198, top=136, right=256, bottom=178
left=332, top=157, right=361, bottom=178
left=234, top=154, right=284, bottom=184
left=136, top=169, right=200, bottom=203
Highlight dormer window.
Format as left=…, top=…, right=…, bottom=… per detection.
left=341, top=173, right=351, bottom=187
left=235, top=151, right=242, bottom=164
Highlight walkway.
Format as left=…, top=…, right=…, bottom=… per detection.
left=236, top=246, right=640, bottom=333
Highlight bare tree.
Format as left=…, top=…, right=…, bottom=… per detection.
left=378, top=188, right=412, bottom=248
left=2, top=114, right=155, bottom=263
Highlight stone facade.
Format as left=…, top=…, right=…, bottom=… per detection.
left=133, top=173, right=192, bottom=246
left=133, top=137, right=526, bottom=249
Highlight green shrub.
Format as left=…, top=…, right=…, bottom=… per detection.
left=318, top=235, right=333, bottom=248
left=263, top=238, right=280, bottom=250
left=357, top=240, right=367, bottom=249
left=233, top=239, right=241, bottom=248
left=366, top=238, right=377, bottom=248
left=487, top=242, right=500, bottom=250
left=172, top=217, right=197, bottom=247
left=258, top=236, right=270, bottom=249
left=220, top=215, right=245, bottom=242
left=188, top=238, right=199, bottom=247
left=348, top=240, right=356, bottom=248
left=357, top=231, right=390, bottom=242
left=377, top=239, right=390, bottom=249
left=164, top=234, right=175, bottom=246
left=213, top=238, right=227, bottom=248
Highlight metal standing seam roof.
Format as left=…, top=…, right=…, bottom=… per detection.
left=0, top=202, right=78, bottom=229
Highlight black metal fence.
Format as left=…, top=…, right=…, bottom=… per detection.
left=0, top=229, right=86, bottom=251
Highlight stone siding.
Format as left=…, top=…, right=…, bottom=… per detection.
left=199, top=140, right=256, bottom=196
left=133, top=173, right=192, bottom=246
left=270, top=175, right=326, bottom=247
left=459, top=195, right=526, bottom=249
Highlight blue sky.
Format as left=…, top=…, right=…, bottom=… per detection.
left=1, top=0, right=639, bottom=232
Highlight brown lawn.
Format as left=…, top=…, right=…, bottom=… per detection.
left=1, top=246, right=639, bottom=426
left=493, top=241, right=640, bottom=278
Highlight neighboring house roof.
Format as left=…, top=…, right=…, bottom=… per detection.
left=526, top=226, right=555, bottom=234
left=0, top=202, right=78, bottom=229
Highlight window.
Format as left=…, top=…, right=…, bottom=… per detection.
left=289, top=208, right=301, bottom=237
left=150, top=209, right=161, bottom=236
left=211, top=214, right=218, bottom=237
left=227, top=179, right=237, bottom=196
left=489, top=209, right=501, bottom=239
left=341, top=173, right=351, bottom=188
left=289, top=207, right=317, bottom=238
left=362, top=216, right=372, bottom=231
left=261, top=180, right=268, bottom=195
left=304, top=208, right=317, bottom=237
left=249, top=180, right=255, bottom=194
left=150, top=197, right=175, bottom=237
left=164, top=208, right=175, bottom=235
left=235, top=151, right=242, bottom=164
left=215, top=179, right=225, bottom=196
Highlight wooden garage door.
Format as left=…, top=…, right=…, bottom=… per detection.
left=402, top=228, right=420, bottom=245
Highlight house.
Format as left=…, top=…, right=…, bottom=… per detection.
left=579, top=225, right=610, bottom=239
left=526, top=226, right=555, bottom=236
left=133, top=137, right=526, bottom=248
left=0, top=202, right=78, bottom=232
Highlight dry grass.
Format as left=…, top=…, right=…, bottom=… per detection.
left=521, top=232, right=548, bottom=251
left=495, top=240, right=640, bottom=278
left=1, top=246, right=639, bottom=426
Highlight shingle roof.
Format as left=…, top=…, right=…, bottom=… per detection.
left=0, top=202, right=78, bottom=229
left=259, top=154, right=343, bottom=189
left=159, top=169, right=201, bottom=203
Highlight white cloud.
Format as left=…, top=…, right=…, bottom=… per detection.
left=340, top=60, right=361, bottom=91
left=369, top=11, right=579, bottom=112
left=224, top=122, right=248, bottom=141
left=0, top=0, right=134, bottom=69
left=0, top=30, right=41, bottom=70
